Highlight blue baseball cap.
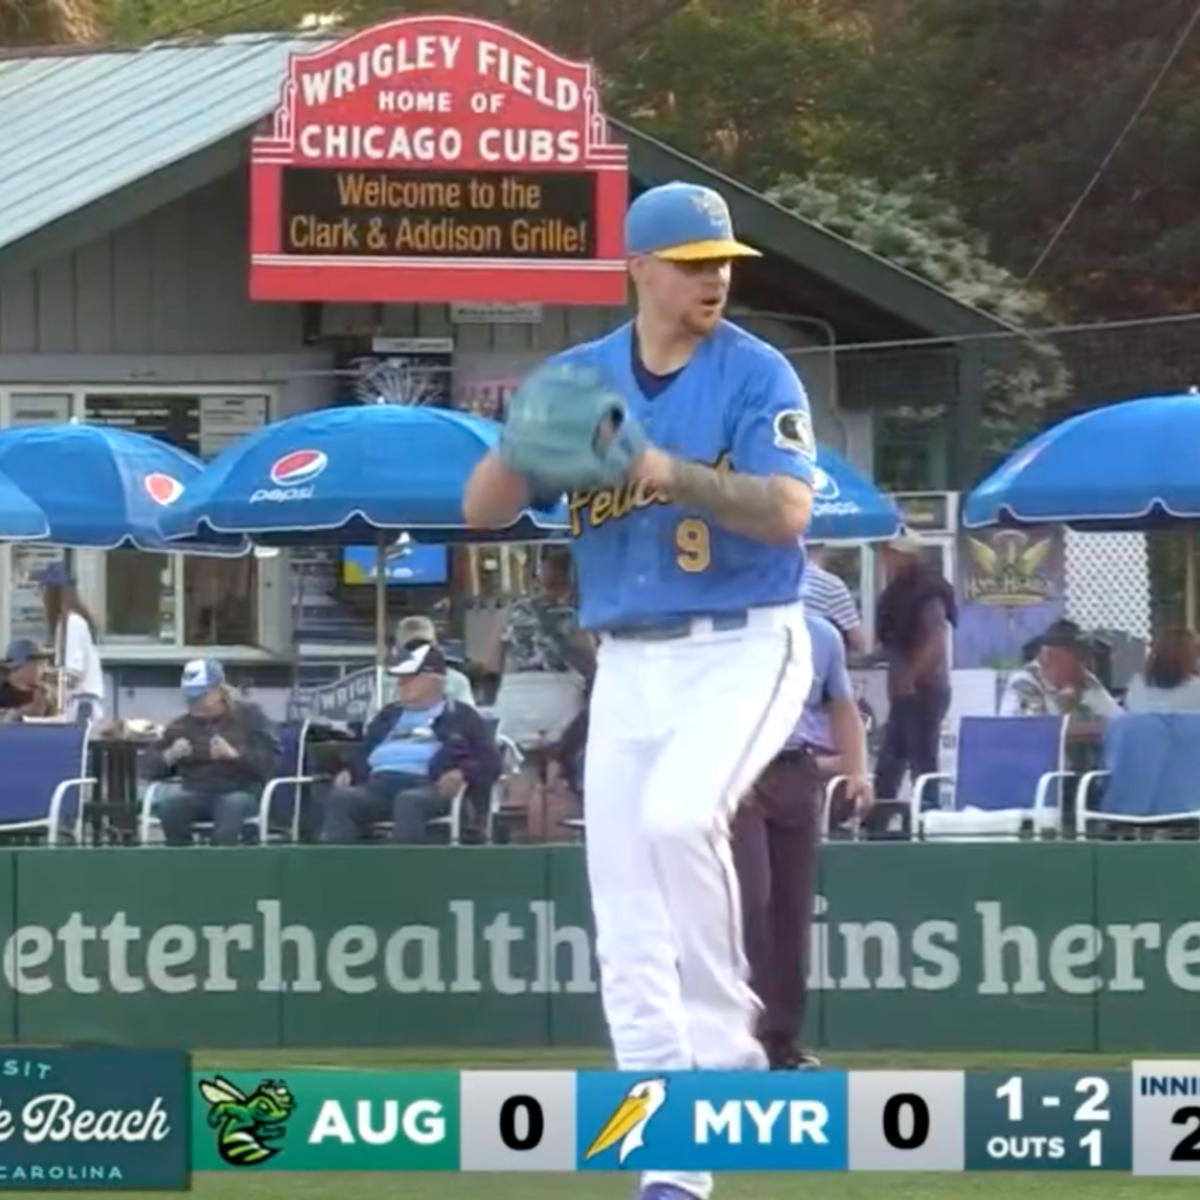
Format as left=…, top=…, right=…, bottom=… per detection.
left=625, top=182, right=760, bottom=262
left=182, top=657, right=224, bottom=700
left=37, top=562, right=74, bottom=587
left=4, top=638, right=50, bottom=666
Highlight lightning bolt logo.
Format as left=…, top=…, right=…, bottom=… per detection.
left=584, top=1078, right=668, bottom=1164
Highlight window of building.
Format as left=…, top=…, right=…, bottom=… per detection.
left=0, top=388, right=274, bottom=655
left=874, top=409, right=949, bottom=492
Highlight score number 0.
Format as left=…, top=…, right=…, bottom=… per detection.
left=498, top=1095, right=546, bottom=1152
left=996, top=1076, right=1110, bottom=1166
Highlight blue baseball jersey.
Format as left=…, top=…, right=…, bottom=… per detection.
left=550, top=320, right=815, bottom=632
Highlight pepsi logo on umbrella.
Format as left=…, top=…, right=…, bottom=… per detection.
left=811, top=466, right=839, bottom=500
left=251, top=450, right=329, bottom=504
left=144, top=473, right=184, bottom=506
left=270, top=450, right=327, bottom=487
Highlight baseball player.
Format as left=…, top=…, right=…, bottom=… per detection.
left=464, top=181, right=816, bottom=1200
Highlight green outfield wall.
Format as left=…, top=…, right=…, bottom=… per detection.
left=0, top=843, right=1195, bottom=1052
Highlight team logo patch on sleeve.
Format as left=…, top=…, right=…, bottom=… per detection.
left=773, top=409, right=816, bottom=459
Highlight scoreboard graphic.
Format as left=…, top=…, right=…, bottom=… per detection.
left=184, top=1062, right=1200, bottom=1175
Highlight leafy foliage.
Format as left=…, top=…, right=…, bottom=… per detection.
left=603, top=0, right=904, bottom=191
left=0, top=0, right=99, bottom=43
left=872, top=0, right=1200, bottom=318
left=94, top=0, right=692, bottom=55
left=769, top=171, right=1054, bottom=329
left=768, top=172, right=1071, bottom=455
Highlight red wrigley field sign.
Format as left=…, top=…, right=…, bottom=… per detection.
left=249, top=15, right=629, bottom=305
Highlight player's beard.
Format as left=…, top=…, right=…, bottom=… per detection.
left=682, top=298, right=726, bottom=337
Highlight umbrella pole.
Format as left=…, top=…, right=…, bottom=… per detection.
left=1188, top=534, right=1197, bottom=631
left=374, top=533, right=388, bottom=666
left=55, top=548, right=75, bottom=716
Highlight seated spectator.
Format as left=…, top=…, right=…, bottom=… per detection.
left=395, top=615, right=476, bottom=708
left=142, top=659, right=281, bottom=846
left=999, top=620, right=1121, bottom=719
left=1125, top=629, right=1200, bottom=713
left=320, top=643, right=501, bottom=844
left=0, top=639, right=56, bottom=719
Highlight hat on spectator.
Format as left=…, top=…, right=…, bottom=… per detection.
left=1040, top=619, right=1088, bottom=654
left=388, top=642, right=446, bottom=678
left=182, top=657, right=225, bottom=700
left=396, top=615, right=438, bottom=647
left=37, top=562, right=74, bottom=587
left=4, top=638, right=51, bottom=666
left=885, top=530, right=925, bottom=555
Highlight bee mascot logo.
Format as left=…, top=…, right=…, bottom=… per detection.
left=199, top=1075, right=296, bottom=1166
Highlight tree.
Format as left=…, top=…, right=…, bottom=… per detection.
left=869, top=0, right=1200, bottom=319
left=0, top=0, right=99, bottom=42
left=601, top=0, right=897, bottom=191
left=96, top=0, right=897, bottom=196
left=98, top=0, right=693, bottom=59
left=767, top=171, right=1070, bottom=457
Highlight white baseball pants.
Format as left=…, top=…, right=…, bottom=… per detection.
left=583, top=602, right=813, bottom=1200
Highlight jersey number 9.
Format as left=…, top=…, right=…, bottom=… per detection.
left=675, top=518, right=711, bottom=573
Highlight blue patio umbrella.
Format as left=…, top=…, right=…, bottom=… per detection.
left=159, top=403, right=567, bottom=546
left=964, top=392, right=1200, bottom=532
left=963, top=392, right=1200, bottom=623
left=0, top=473, right=50, bottom=541
left=160, top=403, right=568, bottom=660
left=0, top=422, right=246, bottom=554
left=808, top=444, right=903, bottom=543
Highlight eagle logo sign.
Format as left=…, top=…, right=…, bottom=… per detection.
left=773, top=409, right=815, bottom=459
left=965, top=530, right=1055, bottom=606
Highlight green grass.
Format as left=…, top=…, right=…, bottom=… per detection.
left=192, top=1048, right=1163, bottom=1070
left=41, top=1048, right=1200, bottom=1198
left=137, top=1173, right=1200, bottom=1200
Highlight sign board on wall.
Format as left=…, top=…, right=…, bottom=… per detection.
left=249, top=15, right=629, bottom=306
left=450, top=302, right=542, bottom=323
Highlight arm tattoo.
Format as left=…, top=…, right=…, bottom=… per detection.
left=667, top=458, right=795, bottom=543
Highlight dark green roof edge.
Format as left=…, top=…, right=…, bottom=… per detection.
left=616, top=118, right=1015, bottom=340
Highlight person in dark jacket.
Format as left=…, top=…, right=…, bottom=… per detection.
left=143, top=659, right=281, bottom=845
left=319, top=643, right=502, bottom=844
left=872, top=534, right=957, bottom=805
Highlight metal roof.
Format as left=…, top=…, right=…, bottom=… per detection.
left=0, top=32, right=325, bottom=254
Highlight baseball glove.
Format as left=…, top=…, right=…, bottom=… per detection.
left=499, top=362, right=646, bottom=492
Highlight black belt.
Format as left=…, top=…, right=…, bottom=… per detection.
left=604, top=611, right=750, bottom=642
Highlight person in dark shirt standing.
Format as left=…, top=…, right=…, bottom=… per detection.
left=873, top=534, right=956, bottom=803
left=0, top=639, right=55, bottom=718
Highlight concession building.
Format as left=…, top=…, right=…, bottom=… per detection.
left=0, top=20, right=1008, bottom=711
